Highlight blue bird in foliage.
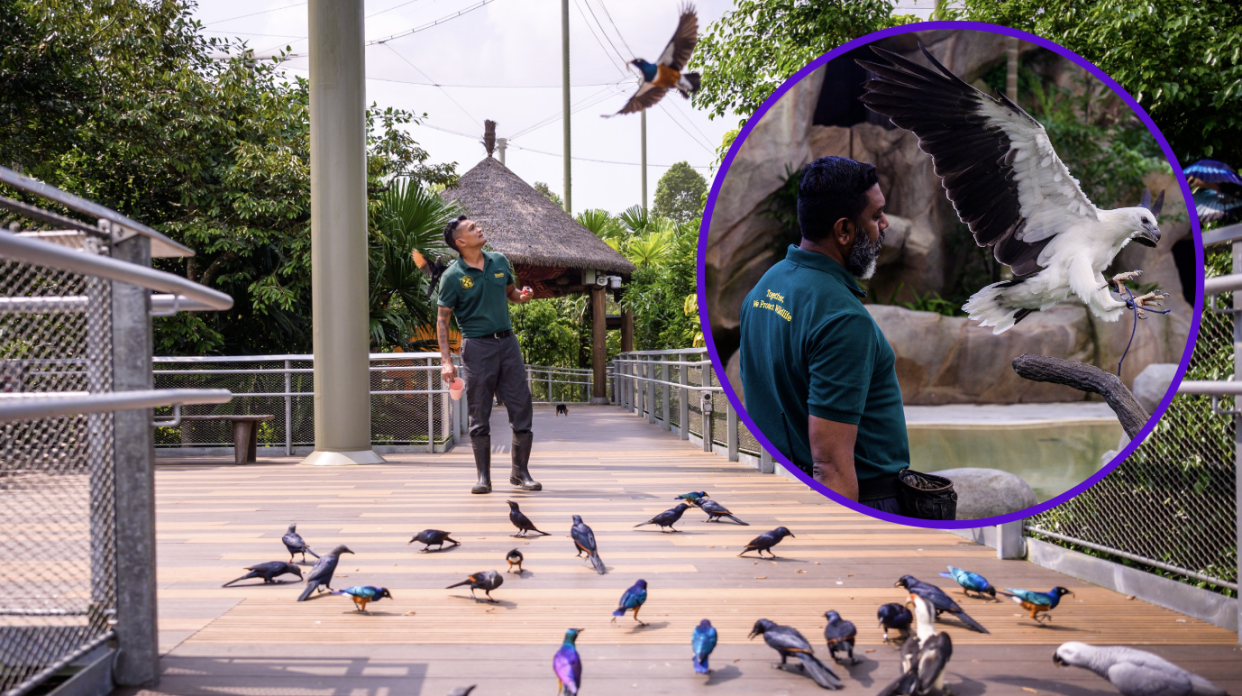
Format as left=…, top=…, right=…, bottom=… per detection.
left=939, top=565, right=997, bottom=599
left=332, top=585, right=393, bottom=613
left=553, top=628, right=584, bottom=695
left=999, top=586, right=1074, bottom=624
left=692, top=619, right=717, bottom=674
left=612, top=579, right=649, bottom=626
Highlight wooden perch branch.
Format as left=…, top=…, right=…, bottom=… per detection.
left=1011, top=354, right=1149, bottom=439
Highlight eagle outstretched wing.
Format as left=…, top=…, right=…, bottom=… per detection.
left=857, top=44, right=1100, bottom=277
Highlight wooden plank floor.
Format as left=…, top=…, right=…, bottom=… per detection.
left=121, top=405, right=1242, bottom=696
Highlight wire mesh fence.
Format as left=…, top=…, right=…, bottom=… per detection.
left=1, top=236, right=119, bottom=695
left=1026, top=244, right=1237, bottom=594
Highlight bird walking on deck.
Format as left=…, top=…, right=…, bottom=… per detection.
left=675, top=491, right=709, bottom=507
left=878, top=602, right=914, bottom=644
left=700, top=498, right=748, bottom=525
left=692, top=619, right=717, bottom=674
left=447, top=570, right=504, bottom=603
left=553, top=628, right=585, bottom=695
left=1053, top=642, right=1227, bottom=696
left=571, top=515, right=607, bottom=575
left=878, top=595, right=953, bottom=696
left=606, top=4, right=700, bottom=117
left=297, top=545, right=353, bottom=601
left=508, top=500, right=550, bottom=537
left=895, top=575, right=989, bottom=634
left=408, top=529, right=460, bottom=552
left=738, top=527, right=794, bottom=558
left=282, top=523, right=320, bottom=563
left=506, top=548, right=524, bottom=573
left=222, top=561, right=302, bottom=587
left=999, top=586, right=1073, bottom=623
left=634, top=503, right=690, bottom=532
left=822, top=611, right=860, bottom=665
left=939, top=566, right=997, bottom=599
left=332, top=585, right=392, bottom=613
left=749, top=618, right=842, bottom=690
left=611, top=579, right=649, bottom=626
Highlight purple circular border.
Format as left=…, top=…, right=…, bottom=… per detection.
left=695, top=20, right=1205, bottom=530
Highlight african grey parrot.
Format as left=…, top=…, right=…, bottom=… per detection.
left=1053, top=642, right=1226, bottom=696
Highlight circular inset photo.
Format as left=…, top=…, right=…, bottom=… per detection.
left=699, top=24, right=1202, bottom=526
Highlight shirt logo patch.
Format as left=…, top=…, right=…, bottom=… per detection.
left=494, top=272, right=504, bottom=278
left=460, top=276, right=474, bottom=289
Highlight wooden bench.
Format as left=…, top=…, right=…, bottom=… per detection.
left=178, top=415, right=275, bottom=465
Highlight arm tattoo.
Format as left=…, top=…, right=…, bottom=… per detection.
left=437, top=306, right=453, bottom=359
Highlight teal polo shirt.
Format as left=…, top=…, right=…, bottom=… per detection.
left=739, top=245, right=909, bottom=482
left=436, top=251, right=516, bottom=337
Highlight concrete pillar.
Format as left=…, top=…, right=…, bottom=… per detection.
left=303, top=0, right=383, bottom=466
left=590, top=287, right=607, bottom=403
left=110, top=235, right=158, bottom=687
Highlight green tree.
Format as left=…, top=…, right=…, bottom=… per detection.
left=575, top=208, right=628, bottom=243
left=690, top=0, right=917, bottom=123
left=652, top=162, right=708, bottom=223
left=510, top=297, right=582, bottom=367
left=534, top=181, right=563, bottom=208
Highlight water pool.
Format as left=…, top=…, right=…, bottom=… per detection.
left=908, top=421, right=1125, bottom=502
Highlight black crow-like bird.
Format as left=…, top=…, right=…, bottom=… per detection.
left=634, top=503, right=690, bottom=532
left=506, top=548, right=524, bottom=573
left=408, top=529, right=460, bottom=552
left=878, top=602, right=914, bottom=644
left=822, top=611, right=860, bottom=665
left=508, top=500, right=550, bottom=537
left=895, top=575, right=989, bottom=634
left=447, top=570, right=505, bottom=602
left=738, top=527, right=794, bottom=558
left=701, top=499, right=748, bottom=525
left=222, top=561, right=302, bottom=587
left=749, top=618, right=842, bottom=690
left=571, top=515, right=606, bottom=575
left=282, top=523, right=320, bottom=563
left=297, top=545, right=353, bottom=601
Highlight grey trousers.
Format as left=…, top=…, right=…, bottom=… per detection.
left=461, top=334, right=533, bottom=438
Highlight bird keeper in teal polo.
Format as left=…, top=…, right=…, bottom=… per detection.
left=436, top=215, right=541, bottom=494
left=740, top=156, right=909, bottom=513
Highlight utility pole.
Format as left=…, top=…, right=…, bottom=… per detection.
left=497, top=137, right=507, bottom=166
left=641, top=111, right=647, bottom=212
left=561, top=0, right=572, bottom=214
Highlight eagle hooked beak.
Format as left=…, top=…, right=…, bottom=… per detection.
left=1134, top=224, right=1160, bottom=248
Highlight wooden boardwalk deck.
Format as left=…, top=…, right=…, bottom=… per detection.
left=124, top=405, right=1242, bottom=696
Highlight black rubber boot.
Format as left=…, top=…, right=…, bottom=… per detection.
left=471, top=436, right=492, bottom=494
left=509, top=431, right=541, bottom=491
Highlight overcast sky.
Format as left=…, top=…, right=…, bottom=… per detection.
left=193, top=0, right=941, bottom=215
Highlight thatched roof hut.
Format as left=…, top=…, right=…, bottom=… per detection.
left=440, top=157, right=635, bottom=298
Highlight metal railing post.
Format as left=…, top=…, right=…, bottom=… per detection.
left=548, top=368, right=553, bottom=404
left=83, top=236, right=113, bottom=659
left=284, top=359, right=292, bottom=456
left=661, top=354, right=671, bottom=431
left=630, top=357, right=638, bottom=414
left=1233, top=237, right=1242, bottom=644
left=701, top=357, right=713, bottom=453
left=647, top=356, right=657, bottom=425
left=426, top=357, right=434, bottom=453
left=678, top=356, right=689, bottom=441
left=727, top=399, right=739, bottom=462
left=526, top=365, right=533, bottom=401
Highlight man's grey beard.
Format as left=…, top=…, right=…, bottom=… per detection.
left=846, top=229, right=883, bottom=280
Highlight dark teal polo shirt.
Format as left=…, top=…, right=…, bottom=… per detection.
left=739, top=245, right=909, bottom=482
left=436, top=251, right=516, bottom=337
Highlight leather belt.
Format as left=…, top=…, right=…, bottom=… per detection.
left=471, top=330, right=513, bottom=339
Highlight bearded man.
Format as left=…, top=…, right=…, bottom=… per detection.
left=739, top=156, right=908, bottom=513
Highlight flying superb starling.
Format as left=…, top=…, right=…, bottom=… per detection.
left=606, top=4, right=700, bottom=116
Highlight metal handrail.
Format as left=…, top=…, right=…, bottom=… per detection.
left=1203, top=273, right=1242, bottom=296
left=1177, top=381, right=1242, bottom=396
left=616, top=347, right=709, bottom=356
left=1, top=293, right=224, bottom=315
left=153, top=352, right=443, bottom=363
left=0, top=388, right=232, bottom=422
left=0, top=232, right=232, bottom=311
left=1201, top=221, right=1242, bottom=247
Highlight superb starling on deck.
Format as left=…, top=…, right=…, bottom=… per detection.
left=222, top=561, right=302, bottom=587
left=895, top=575, right=989, bottom=634
left=877, top=603, right=913, bottom=643
left=692, top=619, right=717, bottom=674
left=282, top=523, right=320, bottom=563
left=701, top=499, right=748, bottom=525
left=822, top=611, right=860, bottom=665
left=447, top=570, right=505, bottom=603
left=999, top=586, right=1074, bottom=623
left=297, top=545, right=353, bottom=601
left=675, top=491, right=709, bottom=507
left=506, top=548, right=524, bottom=573
left=611, top=579, right=648, bottom=626
left=408, top=529, right=460, bottom=552
left=738, top=527, right=794, bottom=558
left=749, top=619, right=842, bottom=690
left=606, top=4, right=700, bottom=116
left=571, top=515, right=607, bottom=575
left=553, top=628, right=585, bottom=695
left=634, top=503, right=689, bottom=532
left=332, top=585, right=393, bottom=613
left=939, top=566, right=997, bottom=599
left=508, top=500, right=550, bottom=537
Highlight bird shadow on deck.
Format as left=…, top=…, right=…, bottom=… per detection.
left=148, top=656, right=433, bottom=695
left=702, top=663, right=743, bottom=685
